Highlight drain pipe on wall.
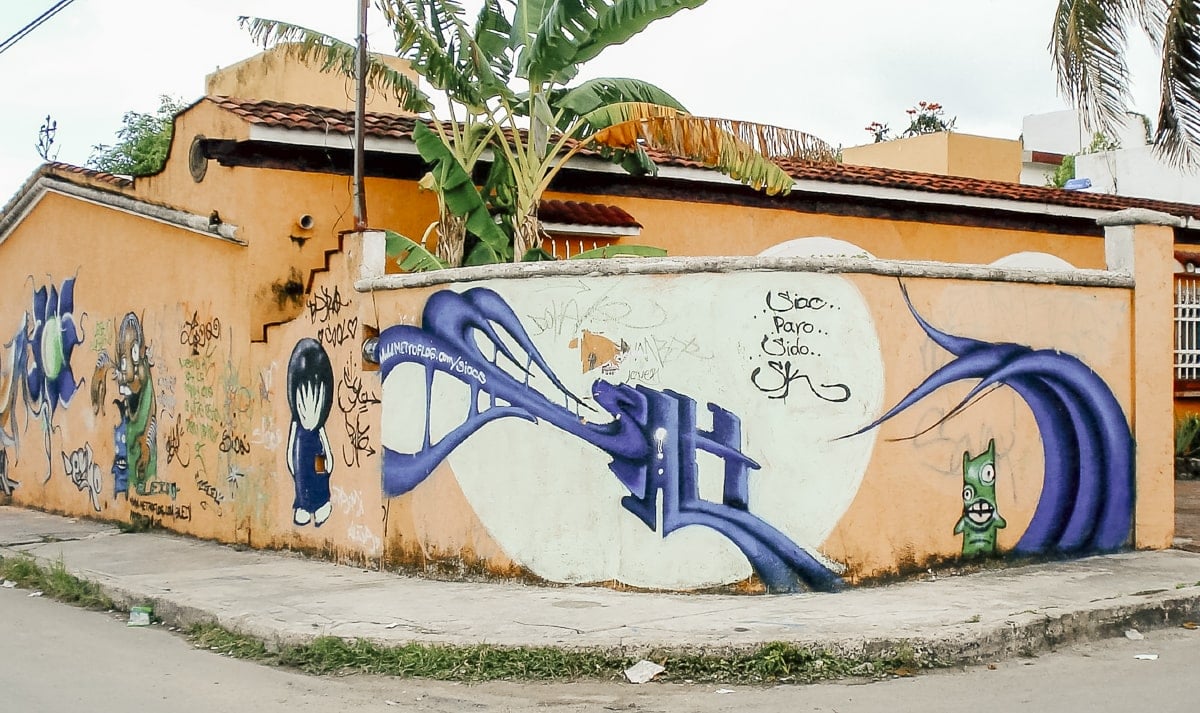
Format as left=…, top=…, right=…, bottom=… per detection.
left=352, top=0, right=369, bottom=230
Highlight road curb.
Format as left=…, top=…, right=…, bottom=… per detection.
left=10, top=543, right=1200, bottom=671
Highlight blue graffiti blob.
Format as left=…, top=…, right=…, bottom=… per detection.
left=845, top=284, right=1134, bottom=555
left=28, top=276, right=83, bottom=415
left=375, top=288, right=843, bottom=593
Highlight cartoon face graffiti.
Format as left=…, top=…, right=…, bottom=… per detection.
left=91, top=313, right=157, bottom=495
left=954, top=439, right=1006, bottom=557
left=286, top=338, right=334, bottom=527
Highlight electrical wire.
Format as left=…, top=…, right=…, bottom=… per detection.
left=0, top=0, right=79, bottom=57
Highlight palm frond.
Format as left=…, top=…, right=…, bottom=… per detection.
left=1136, top=0, right=1170, bottom=44
left=1049, top=0, right=1136, bottom=139
left=238, top=16, right=432, bottom=113
left=1155, top=0, right=1200, bottom=166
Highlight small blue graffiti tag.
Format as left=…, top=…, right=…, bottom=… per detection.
left=373, top=288, right=843, bottom=593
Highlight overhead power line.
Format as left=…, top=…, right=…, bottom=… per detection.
left=0, top=0, right=79, bottom=57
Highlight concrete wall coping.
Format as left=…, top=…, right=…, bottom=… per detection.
left=1096, top=207, right=1186, bottom=228
left=355, top=255, right=1135, bottom=292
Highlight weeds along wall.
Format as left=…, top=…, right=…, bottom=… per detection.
left=0, top=212, right=1173, bottom=592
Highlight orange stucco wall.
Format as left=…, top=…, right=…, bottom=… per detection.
left=0, top=178, right=1170, bottom=592
left=0, top=64, right=1173, bottom=592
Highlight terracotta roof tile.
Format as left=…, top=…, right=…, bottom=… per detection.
left=208, top=97, right=1200, bottom=221
left=539, top=199, right=641, bottom=228
left=208, top=96, right=417, bottom=137
left=44, top=162, right=133, bottom=187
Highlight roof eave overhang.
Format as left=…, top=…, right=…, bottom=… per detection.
left=542, top=223, right=642, bottom=238
left=245, top=124, right=1200, bottom=232
left=0, top=176, right=244, bottom=246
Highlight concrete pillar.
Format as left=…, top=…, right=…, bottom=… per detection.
left=1100, top=208, right=1182, bottom=549
left=355, top=229, right=387, bottom=281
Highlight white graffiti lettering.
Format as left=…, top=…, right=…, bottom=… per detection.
left=61, top=445, right=102, bottom=512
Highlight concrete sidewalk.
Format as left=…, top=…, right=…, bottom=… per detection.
left=3, top=504, right=1200, bottom=666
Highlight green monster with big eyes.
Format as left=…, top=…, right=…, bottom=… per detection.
left=954, top=439, right=1006, bottom=557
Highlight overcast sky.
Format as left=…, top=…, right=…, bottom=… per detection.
left=0, top=0, right=1165, bottom=200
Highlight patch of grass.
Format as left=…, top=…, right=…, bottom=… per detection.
left=1, top=555, right=940, bottom=685
left=0, top=555, right=114, bottom=609
left=185, top=623, right=933, bottom=684
left=190, top=622, right=271, bottom=659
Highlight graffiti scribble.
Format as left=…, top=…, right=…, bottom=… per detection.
left=61, top=444, right=102, bottom=512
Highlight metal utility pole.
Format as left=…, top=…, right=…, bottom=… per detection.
left=352, top=0, right=369, bottom=230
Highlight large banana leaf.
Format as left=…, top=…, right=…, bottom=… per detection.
left=413, top=121, right=511, bottom=253
left=520, top=0, right=708, bottom=85
left=569, top=244, right=667, bottom=259
left=473, top=0, right=517, bottom=86
left=551, top=77, right=687, bottom=132
left=590, top=104, right=836, bottom=195
left=379, top=0, right=515, bottom=109
left=238, top=17, right=432, bottom=113
left=384, top=230, right=448, bottom=271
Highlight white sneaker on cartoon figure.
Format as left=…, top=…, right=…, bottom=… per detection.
left=293, top=508, right=312, bottom=525
left=313, top=501, right=332, bottom=527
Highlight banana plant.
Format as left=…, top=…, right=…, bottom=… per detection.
left=384, top=0, right=836, bottom=260
left=244, top=1, right=837, bottom=267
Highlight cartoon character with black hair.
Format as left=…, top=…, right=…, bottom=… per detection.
left=286, top=338, right=334, bottom=527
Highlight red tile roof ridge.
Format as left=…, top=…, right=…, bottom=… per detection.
left=1, top=161, right=135, bottom=224
left=43, top=161, right=134, bottom=187
left=205, top=97, right=1200, bottom=221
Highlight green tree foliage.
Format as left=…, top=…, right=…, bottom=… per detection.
left=87, top=95, right=188, bottom=176
left=1044, top=132, right=1120, bottom=187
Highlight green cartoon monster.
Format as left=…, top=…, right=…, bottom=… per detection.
left=954, top=439, right=1006, bottom=557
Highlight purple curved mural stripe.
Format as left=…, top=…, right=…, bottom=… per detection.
left=375, top=287, right=843, bottom=593
left=849, top=283, right=1134, bottom=555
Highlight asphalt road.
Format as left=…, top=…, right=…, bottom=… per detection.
left=2, top=585, right=1198, bottom=712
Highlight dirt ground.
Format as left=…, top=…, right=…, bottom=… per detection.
left=1175, top=479, right=1200, bottom=551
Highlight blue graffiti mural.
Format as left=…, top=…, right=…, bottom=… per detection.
left=0, top=276, right=83, bottom=473
left=373, top=288, right=843, bottom=593
left=847, top=284, right=1134, bottom=555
